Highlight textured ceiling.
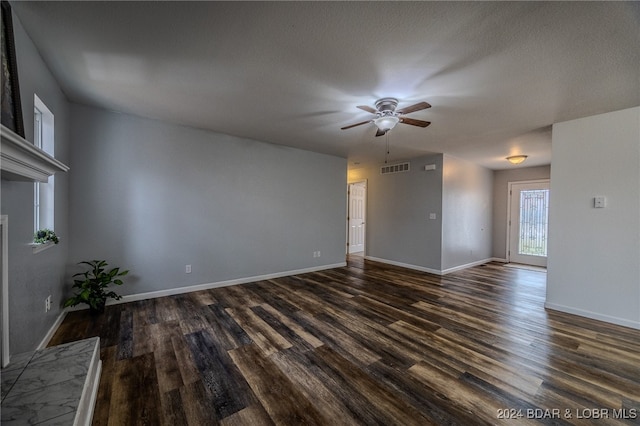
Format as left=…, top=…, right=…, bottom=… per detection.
left=11, top=1, right=640, bottom=170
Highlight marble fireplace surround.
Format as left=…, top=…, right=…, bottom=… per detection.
left=1, top=337, right=101, bottom=425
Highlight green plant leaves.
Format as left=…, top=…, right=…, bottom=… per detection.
left=33, top=229, right=59, bottom=244
left=63, top=260, right=130, bottom=311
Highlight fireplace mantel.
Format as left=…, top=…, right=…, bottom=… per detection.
left=1, top=124, right=69, bottom=182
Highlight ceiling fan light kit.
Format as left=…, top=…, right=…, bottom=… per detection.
left=341, top=97, right=431, bottom=137
left=374, top=115, right=399, bottom=132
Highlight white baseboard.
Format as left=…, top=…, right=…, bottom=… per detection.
left=544, top=302, right=640, bottom=330
left=364, top=256, right=442, bottom=275
left=491, top=257, right=508, bottom=263
left=364, top=256, right=494, bottom=276
left=441, top=258, right=495, bottom=274
left=37, top=309, right=68, bottom=350
left=65, top=262, right=347, bottom=310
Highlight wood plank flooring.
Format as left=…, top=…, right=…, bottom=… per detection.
left=49, top=257, right=640, bottom=425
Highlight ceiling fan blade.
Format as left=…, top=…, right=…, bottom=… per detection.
left=341, top=120, right=372, bottom=130
left=375, top=128, right=387, bottom=137
left=357, top=105, right=378, bottom=114
left=396, top=101, right=431, bottom=115
left=399, top=117, right=431, bottom=127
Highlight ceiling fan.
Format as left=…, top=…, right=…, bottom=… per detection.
left=341, top=98, right=431, bottom=137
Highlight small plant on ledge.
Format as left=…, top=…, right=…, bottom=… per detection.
left=34, top=229, right=59, bottom=245
left=63, top=260, right=129, bottom=314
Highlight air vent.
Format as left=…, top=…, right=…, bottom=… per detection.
left=381, top=162, right=410, bottom=175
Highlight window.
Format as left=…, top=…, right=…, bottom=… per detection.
left=33, top=95, right=55, bottom=233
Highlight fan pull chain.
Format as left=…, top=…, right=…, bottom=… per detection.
left=385, top=132, right=390, bottom=164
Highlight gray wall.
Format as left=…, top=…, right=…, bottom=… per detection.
left=492, top=165, right=551, bottom=260
left=358, top=153, right=493, bottom=273
left=441, top=155, right=493, bottom=271
left=360, top=154, right=444, bottom=271
left=69, top=104, right=347, bottom=296
left=547, top=107, right=639, bottom=329
left=1, top=9, right=70, bottom=354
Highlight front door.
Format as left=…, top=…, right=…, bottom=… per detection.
left=348, top=182, right=366, bottom=254
left=508, top=180, right=550, bottom=267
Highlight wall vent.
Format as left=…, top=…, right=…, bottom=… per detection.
left=381, top=162, right=410, bottom=175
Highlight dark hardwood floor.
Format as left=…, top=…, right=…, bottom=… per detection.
left=49, top=257, right=640, bottom=425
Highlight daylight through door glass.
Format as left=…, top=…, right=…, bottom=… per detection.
left=518, top=189, right=549, bottom=257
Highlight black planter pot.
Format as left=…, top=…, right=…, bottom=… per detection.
left=90, top=299, right=106, bottom=315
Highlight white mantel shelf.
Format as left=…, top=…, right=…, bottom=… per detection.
left=1, top=124, right=69, bottom=182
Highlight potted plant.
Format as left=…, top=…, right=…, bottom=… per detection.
left=63, top=260, right=129, bottom=314
left=34, top=229, right=59, bottom=245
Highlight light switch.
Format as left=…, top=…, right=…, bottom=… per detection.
left=429, top=213, right=437, bottom=220
left=594, top=196, right=606, bottom=208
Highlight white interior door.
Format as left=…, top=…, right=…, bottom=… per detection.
left=508, top=181, right=550, bottom=267
left=348, top=182, right=366, bottom=254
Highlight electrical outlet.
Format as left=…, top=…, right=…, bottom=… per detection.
left=185, top=264, right=192, bottom=274
left=313, top=251, right=322, bottom=258
left=45, top=295, right=51, bottom=312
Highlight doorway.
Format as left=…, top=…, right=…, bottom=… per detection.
left=347, top=181, right=366, bottom=254
left=508, top=180, right=550, bottom=267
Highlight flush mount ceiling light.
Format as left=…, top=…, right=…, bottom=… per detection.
left=506, top=155, right=528, bottom=165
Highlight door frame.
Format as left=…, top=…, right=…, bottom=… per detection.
left=1, top=215, right=9, bottom=367
left=506, top=179, right=550, bottom=266
left=347, top=180, right=367, bottom=255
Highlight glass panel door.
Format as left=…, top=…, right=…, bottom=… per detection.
left=509, top=181, right=550, bottom=267
left=518, top=189, right=549, bottom=257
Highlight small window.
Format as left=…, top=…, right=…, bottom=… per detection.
left=33, top=95, right=55, bottom=233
